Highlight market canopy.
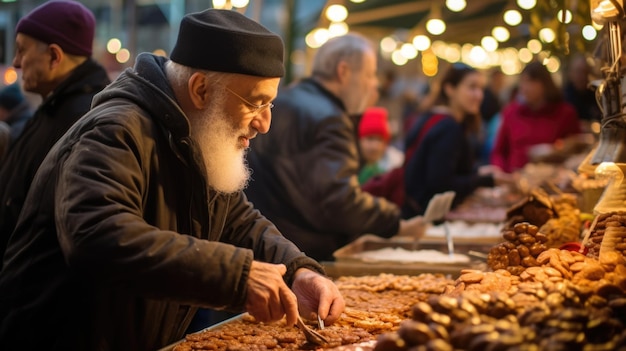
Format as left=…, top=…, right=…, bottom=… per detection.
left=325, top=0, right=595, bottom=56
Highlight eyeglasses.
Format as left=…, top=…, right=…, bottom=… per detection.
left=224, top=86, right=274, bottom=114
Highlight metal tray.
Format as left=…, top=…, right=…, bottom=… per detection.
left=333, top=234, right=497, bottom=261
left=157, top=313, right=245, bottom=351
left=158, top=313, right=378, bottom=351
left=323, top=234, right=494, bottom=278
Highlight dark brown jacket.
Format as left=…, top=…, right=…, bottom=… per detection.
left=0, top=59, right=110, bottom=262
left=245, top=79, right=401, bottom=261
left=0, top=54, right=321, bottom=351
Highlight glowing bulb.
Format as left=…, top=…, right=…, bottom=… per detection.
left=306, top=28, right=329, bottom=49
left=212, top=0, right=226, bottom=9
left=3, top=68, right=17, bottom=85
left=557, top=9, right=572, bottom=23
left=325, top=4, right=348, bottom=22
left=518, top=47, right=533, bottom=62
left=400, top=43, right=418, bottom=59
left=116, top=48, right=131, bottom=63
left=426, top=18, right=446, bottom=35
left=517, top=0, right=537, bottom=10
left=469, top=46, right=487, bottom=64
left=412, top=35, right=431, bottom=51
left=107, top=38, right=122, bottom=54
left=380, top=37, right=397, bottom=53
left=504, top=9, right=523, bottom=26
left=527, top=39, right=542, bottom=54
left=391, top=50, right=408, bottom=66
left=544, top=56, right=560, bottom=73
left=444, top=44, right=461, bottom=62
left=231, top=0, right=249, bottom=8
left=539, top=28, right=556, bottom=43
left=582, top=25, right=598, bottom=40
left=446, top=0, right=466, bottom=12
left=481, top=36, right=499, bottom=52
left=492, top=26, right=510, bottom=42
left=152, top=49, right=167, bottom=57
left=328, top=22, right=349, bottom=37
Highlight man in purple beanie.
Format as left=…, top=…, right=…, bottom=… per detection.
left=0, top=7, right=344, bottom=351
left=0, top=0, right=110, bottom=263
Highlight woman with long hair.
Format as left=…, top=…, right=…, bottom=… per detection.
left=403, top=63, right=512, bottom=218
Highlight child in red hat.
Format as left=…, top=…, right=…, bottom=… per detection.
left=358, top=106, right=400, bottom=184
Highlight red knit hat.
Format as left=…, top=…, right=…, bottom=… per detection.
left=16, top=0, right=95, bottom=56
left=359, top=107, right=391, bottom=141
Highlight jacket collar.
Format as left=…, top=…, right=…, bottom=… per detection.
left=41, top=58, right=110, bottom=112
left=91, top=53, right=190, bottom=142
left=303, top=78, right=347, bottom=113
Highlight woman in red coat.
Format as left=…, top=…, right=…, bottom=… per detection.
left=490, top=61, right=581, bottom=172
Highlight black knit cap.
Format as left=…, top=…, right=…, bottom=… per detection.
left=170, top=9, right=285, bottom=78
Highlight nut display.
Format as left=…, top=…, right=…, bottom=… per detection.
left=172, top=274, right=454, bottom=351
left=487, top=222, right=549, bottom=275
left=585, top=211, right=626, bottom=260
left=504, top=189, right=555, bottom=229
left=538, top=194, right=581, bottom=248
left=374, top=249, right=626, bottom=351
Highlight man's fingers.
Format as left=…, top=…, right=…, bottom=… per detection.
left=326, top=296, right=346, bottom=324
left=316, top=285, right=332, bottom=320
left=276, top=263, right=287, bottom=276
left=280, top=285, right=298, bottom=326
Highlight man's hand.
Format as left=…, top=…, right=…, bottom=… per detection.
left=245, top=261, right=298, bottom=325
left=396, top=215, right=427, bottom=239
left=291, top=268, right=345, bottom=326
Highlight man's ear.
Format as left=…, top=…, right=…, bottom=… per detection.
left=188, top=72, right=210, bottom=109
left=336, top=60, right=350, bottom=84
left=47, top=44, right=64, bottom=69
left=443, top=82, right=454, bottom=99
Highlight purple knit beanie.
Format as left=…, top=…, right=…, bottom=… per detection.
left=16, top=0, right=95, bottom=56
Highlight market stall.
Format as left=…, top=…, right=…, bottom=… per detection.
left=162, top=0, right=626, bottom=348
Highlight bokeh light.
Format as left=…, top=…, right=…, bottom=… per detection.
left=504, top=10, right=523, bottom=26
left=107, top=38, right=122, bottom=54
left=492, top=26, right=510, bottom=42
left=412, top=35, right=431, bottom=51
left=116, top=48, right=131, bottom=63
left=426, top=19, right=446, bottom=35
left=325, top=4, right=348, bottom=22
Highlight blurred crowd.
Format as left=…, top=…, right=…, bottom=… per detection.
left=358, top=53, right=599, bottom=217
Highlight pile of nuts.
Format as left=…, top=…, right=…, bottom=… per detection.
left=374, top=269, right=626, bottom=351
left=173, top=274, right=455, bottom=351
left=539, top=194, right=582, bottom=248
left=585, top=211, right=626, bottom=260
left=505, top=189, right=554, bottom=229
left=487, top=222, right=549, bottom=275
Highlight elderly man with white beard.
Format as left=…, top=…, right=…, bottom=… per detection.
left=0, top=9, right=344, bottom=351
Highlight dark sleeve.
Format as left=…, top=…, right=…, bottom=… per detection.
left=218, top=191, right=326, bottom=286
left=409, top=121, right=493, bottom=208
left=300, top=114, right=401, bottom=239
left=55, top=120, right=257, bottom=310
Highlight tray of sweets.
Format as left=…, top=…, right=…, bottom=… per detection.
left=158, top=313, right=380, bottom=351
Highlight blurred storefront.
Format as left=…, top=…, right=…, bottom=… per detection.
left=0, top=0, right=327, bottom=85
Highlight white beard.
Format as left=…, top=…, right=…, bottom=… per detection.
left=188, top=95, right=251, bottom=194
